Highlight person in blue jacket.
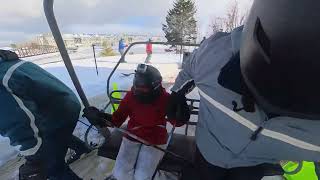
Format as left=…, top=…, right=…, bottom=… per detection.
left=167, top=0, right=320, bottom=179
left=0, top=50, right=83, bottom=179
left=118, top=38, right=126, bottom=62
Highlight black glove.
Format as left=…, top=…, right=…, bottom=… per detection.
left=83, top=107, right=113, bottom=127
left=166, top=92, right=190, bottom=123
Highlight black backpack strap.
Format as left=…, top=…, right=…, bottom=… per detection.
left=218, top=51, right=256, bottom=112
left=218, top=51, right=242, bottom=94
left=0, top=50, right=19, bottom=61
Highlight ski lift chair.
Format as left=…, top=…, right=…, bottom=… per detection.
left=98, top=90, right=199, bottom=176
left=98, top=90, right=288, bottom=179
left=42, top=1, right=286, bottom=178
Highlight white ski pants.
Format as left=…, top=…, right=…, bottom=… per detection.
left=113, top=137, right=165, bottom=180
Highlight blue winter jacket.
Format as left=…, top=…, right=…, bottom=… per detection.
left=118, top=39, right=126, bottom=51
left=0, top=57, right=81, bottom=156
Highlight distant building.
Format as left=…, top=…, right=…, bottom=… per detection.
left=36, top=33, right=56, bottom=47
left=26, top=33, right=166, bottom=49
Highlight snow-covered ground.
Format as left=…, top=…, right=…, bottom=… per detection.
left=0, top=137, right=19, bottom=167
left=40, top=53, right=182, bottom=98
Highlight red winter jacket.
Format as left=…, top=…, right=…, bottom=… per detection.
left=146, top=43, right=152, bottom=54
left=112, top=87, right=182, bottom=145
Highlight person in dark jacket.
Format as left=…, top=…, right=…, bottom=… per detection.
left=0, top=50, right=82, bottom=179
left=84, top=64, right=186, bottom=180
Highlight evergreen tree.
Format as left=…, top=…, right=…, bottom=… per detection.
left=163, top=0, right=197, bottom=44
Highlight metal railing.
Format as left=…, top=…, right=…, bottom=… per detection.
left=106, top=41, right=200, bottom=111
left=14, top=45, right=58, bottom=58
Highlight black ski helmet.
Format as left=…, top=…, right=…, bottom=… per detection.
left=240, top=0, right=320, bottom=119
left=133, top=64, right=162, bottom=103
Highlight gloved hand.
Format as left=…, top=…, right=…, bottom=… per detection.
left=83, top=107, right=113, bottom=127
left=166, top=92, right=190, bottom=124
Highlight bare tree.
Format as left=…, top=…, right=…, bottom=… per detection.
left=209, top=17, right=225, bottom=35
left=208, top=0, right=248, bottom=35
left=224, top=0, right=245, bottom=32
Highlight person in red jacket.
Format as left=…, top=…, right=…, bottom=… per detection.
left=84, top=64, right=189, bottom=180
left=145, top=38, right=153, bottom=64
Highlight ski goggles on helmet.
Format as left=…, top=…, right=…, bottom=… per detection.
left=136, top=64, right=148, bottom=74
left=134, top=86, right=151, bottom=93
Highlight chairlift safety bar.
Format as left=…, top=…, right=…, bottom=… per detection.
left=43, top=0, right=90, bottom=107
left=106, top=41, right=200, bottom=111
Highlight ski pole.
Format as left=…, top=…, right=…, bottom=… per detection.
left=106, top=122, right=192, bottom=165
left=114, top=127, right=191, bottom=163
left=92, top=44, right=99, bottom=76
left=166, top=123, right=176, bottom=147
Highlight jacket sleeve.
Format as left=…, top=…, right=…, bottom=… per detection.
left=171, top=49, right=197, bottom=95
left=112, top=92, right=131, bottom=127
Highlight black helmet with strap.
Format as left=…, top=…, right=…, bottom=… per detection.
left=133, top=64, right=162, bottom=104
left=240, top=0, right=320, bottom=119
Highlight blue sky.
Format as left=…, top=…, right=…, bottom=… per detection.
left=0, top=0, right=252, bottom=47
